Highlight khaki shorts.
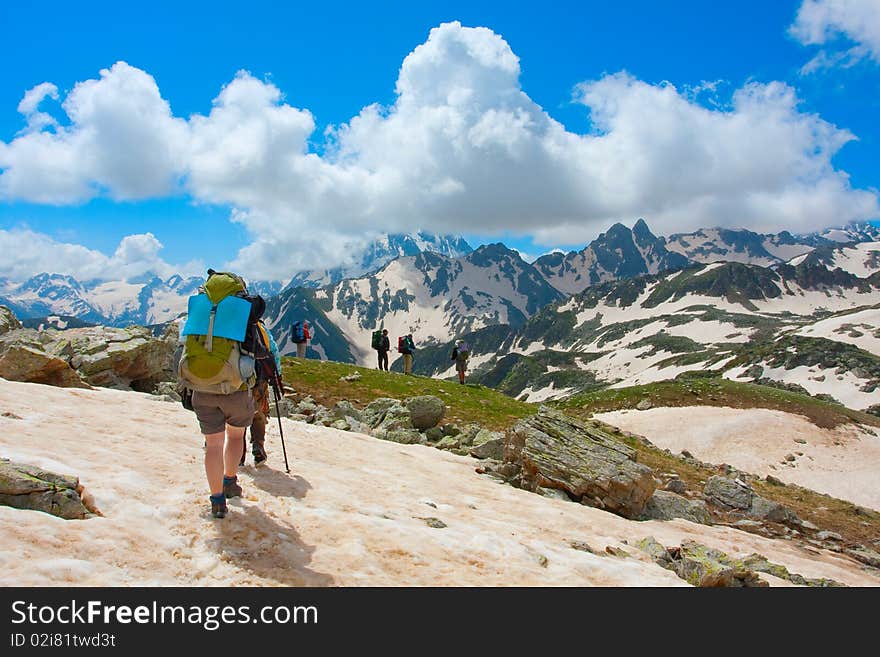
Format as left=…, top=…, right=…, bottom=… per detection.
left=191, top=389, right=254, bottom=435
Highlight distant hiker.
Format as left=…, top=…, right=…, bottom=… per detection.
left=179, top=269, right=261, bottom=519
left=451, top=339, right=470, bottom=384
left=241, top=315, right=282, bottom=468
left=398, top=333, right=415, bottom=375
left=375, top=328, right=390, bottom=371
left=292, top=320, right=311, bottom=359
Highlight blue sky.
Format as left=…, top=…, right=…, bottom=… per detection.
left=1, top=0, right=878, bottom=280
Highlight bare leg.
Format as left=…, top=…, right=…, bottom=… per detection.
left=224, top=424, right=246, bottom=478
left=204, top=431, right=225, bottom=495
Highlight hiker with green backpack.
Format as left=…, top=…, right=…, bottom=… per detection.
left=398, top=333, right=415, bottom=375
left=178, top=269, right=277, bottom=519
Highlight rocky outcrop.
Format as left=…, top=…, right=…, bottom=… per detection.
left=0, top=309, right=175, bottom=392
left=49, top=326, right=175, bottom=391
left=0, top=460, right=96, bottom=519
left=640, top=490, right=713, bottom=525
left=502, top=407, right=656, bottom=519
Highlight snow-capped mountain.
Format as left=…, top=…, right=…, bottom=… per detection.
left=285, top=232, right=473, bottom=289
left=264, top=243, right=563, bottom=364
left=428, top=243, right=880, bottom=408
left=0, top=273, right=203, bottom=327
left=533, top=219, right=690, bottom=295
left=662, top=221, right=880, bottom=267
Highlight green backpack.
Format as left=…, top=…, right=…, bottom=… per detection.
left=178, top=271, right=257, bottom=394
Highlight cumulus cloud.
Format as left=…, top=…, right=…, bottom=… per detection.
left=0, top=62, right=187, bottom=203
left=1, top=21, right=878, bottom=279
left=0, top=229, right=201, bottom=282
left=791, top=0, right=880, bottom=71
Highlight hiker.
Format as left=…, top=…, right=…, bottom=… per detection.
left=451, top=339, right=470, bottom=384
left=179, top=269, right=260, bottom=519
left=242, top=317, right=281, bottom=468
left=291, top=320, right=310, bottom=358
left=398, top=333, right=415, bottom=375
left=377, top=328, right=390, bottom=371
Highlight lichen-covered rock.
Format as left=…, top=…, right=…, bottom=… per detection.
left=670, top=540, right=768, bottom=587
left=330, top=400, right=362, bottom=423
left=423, top=427, right=444, bottom=442
left=375, top=428, right=423, bottom=445
left=361, top=398, right=402, bottom=428
left=456, top=424, right=482, bottom=447
left=748, top=495, right=800, bottom=525
left=435, top=436, right=460, bottom=450
left=640, top=490, right=713, bottom=525
left=469, top=436, right=504, bottom=460
left=503, top=407, right=656, bottom=519
left=637, top=536, right=672, bottom=566
left=703, top=476, right=753, bottom=510
left=0, top=460, right=95, bottom=519
left=371, top=404, right=412, bottom=436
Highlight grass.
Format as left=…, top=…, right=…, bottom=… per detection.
left=556, top=376, right=880, bottom=430
left=280, top=356, right=535, bottom=430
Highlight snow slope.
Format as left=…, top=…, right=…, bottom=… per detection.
left=1, top=379, right=876, bottom=586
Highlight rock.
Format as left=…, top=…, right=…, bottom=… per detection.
left=441, top=423, right=461, bottom=437
left=55, top=326, right=175, bottom=391
left=765, top=475, right=784, bottom=486
left=569, top=541, right=595, bottom=553
left=680, top=450, right=694, bottom=459
left=748, top=495, right=800, bottom=525
left=793, top=438, right=807, bottom=444
left=503, top=407, right=656, bottom=519
left=435, top=436, right=461, bottom=450
left=637, top=536, right=672, bottom=566
left=0, top=339, right=88, bottom=388
left=703, top=476, right=753, bottom=510
left=670, top=540, right=768, bottom=587
left=816, top=531, right=843, bottom=542
left=405, top=396, right=445, bottom=430
left=330, top=419, right=351, bottom=431
left=665, top=478, right=687, bottom=494
left=287, top=413, right=311, bottom=423
left=0, top=306, right=23, bottom=335
left=0, top=460, right=94, bottom=519
left=375, top=428, right=423, bottom=445
left=739, top=554, right=844, bottom=587
left=845, top=546, right=880, bottom=568
left=636, top=399, right=653, bottom=411
left=457, top=424, right=482, bottom=447
left=423, top=427, right=444, bottom=442
left=785, top=454, right=796, bottom=462
left=371, top=404, right=412, bottom=436
left=640, top=491, right=713, bottom=525
left=469, top=437, right=504, bottom=460
left=422, top=517, right=447, bottom=529
left=154, top=381, right=181, bottom=402
left=295, top=401, right=318, bottom=416
left=330, top=400, right=362, bottom=422
left=361, top=398, right=402, bottom=428
left=339, top=373, right=361, bottom=382
left=732, top=519, right=764, bottom=529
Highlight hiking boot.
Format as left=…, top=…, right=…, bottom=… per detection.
left=210, top=494, right=227, bottom=519
left=222, top=475, right=242, bottom=499
left=253, top=445, right=267, bottom=468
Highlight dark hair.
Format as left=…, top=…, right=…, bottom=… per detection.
left=382, top=329, right=388, bottom=334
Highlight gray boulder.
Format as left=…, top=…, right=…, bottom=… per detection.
left=641, top=490, right=714, bottom=525
left=0, top=460, right=95, bottom=520
left=703, top=476, right=753, bottom=510
left=331, top=400, right=362, bottom=423
left=469, top=436, right=504, bottom=460
left=748, top=496, right=800, bottom=525
left=405, top=396, right=445, bottom=430
left=503, top=407, right=656, bottom=519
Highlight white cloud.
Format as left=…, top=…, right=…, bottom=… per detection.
left=1, top=21, right=878, bottom=280
left=17, top=82, right=60, bottom=132
left=0, top=62, right=187, bottom=203
left=0, top=229, right=201, bottom=282
left=791, top=0, right=880, bottom=70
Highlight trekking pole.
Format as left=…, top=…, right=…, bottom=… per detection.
left=270, top=373, right=291, bottom=473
